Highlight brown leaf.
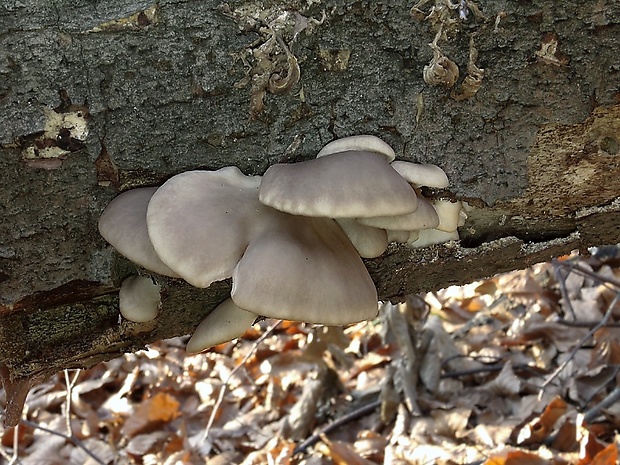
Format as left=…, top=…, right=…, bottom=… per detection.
left=551, top=418, right=578, bottom=452
left=317, top=435, right=376, bottom=465
left=588, top=443, right=619, bottom=465
left=120, top=392, right=180, bottom=438
left=577, top=426, right=609, bottom=465
left=1, top=422, right=34, bottom=450
left=517, top=396, right=567, bottom=445
left=483, top=449, right=550, bottom=465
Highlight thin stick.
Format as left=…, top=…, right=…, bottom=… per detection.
left=553, top=260, right=576, bottom=320
left=584, top=385, right=620, bottom=423
left=293, top=399, right=382, bottom=455
left=558, top=261, right=620, bottom=290
left=20, top=420, right=106, bottom=465
left=442, top=362, right=542, bottom=379
left=198, top=320, right=282, bottom=446
left=63, top=369, right=80, bottom=436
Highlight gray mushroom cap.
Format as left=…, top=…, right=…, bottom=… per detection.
left=98, top=188, right=180, bottom=277
left=231, top=215, right=379, bottom=325
left=146, top=167, right=264, bottom=288
left=259, top=151, right=418, bottom=218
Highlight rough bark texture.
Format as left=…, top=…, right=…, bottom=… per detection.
left=1, top=0, right=619, bottom=419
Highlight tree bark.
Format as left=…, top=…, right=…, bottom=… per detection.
left=1, top=0, right=619, bottom=423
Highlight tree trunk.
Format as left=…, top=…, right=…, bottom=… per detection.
left=1, top=0, right=619, bottom=424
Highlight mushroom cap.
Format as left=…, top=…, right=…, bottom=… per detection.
left=336, top=218, right=388, bottom=258
left=231, top=215, right=379, bottom=325
left=358, top=196, right=439, bottom=231
left=98, top=188, right=180, bottom=277
left=316, top=135, right=396, bottom=162
left=146, top=167, right=263, bottom=288
left=391, top=161, right=449, bottom=188
left=259, top=151, right=418, bottom=218
left=186, top=298, right=257, bottom=353
left=407, top=228, right=459, bottom=248
left=433, top=200, right=463, bottom=232
left=119, top=275, right=161, bottom=322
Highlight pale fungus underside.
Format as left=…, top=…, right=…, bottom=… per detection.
left=98, top=135, right=465, bottom=353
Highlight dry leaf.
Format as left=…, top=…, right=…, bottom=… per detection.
left=317, top=435, right=376, bottom=465
left=517, top=396, right=567, bottom=445
left=483, top=449, right=550, bottom=465
left=120, top=392, right=180, bottom=438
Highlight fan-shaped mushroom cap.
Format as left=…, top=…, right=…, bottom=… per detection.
left=391, top=161, right=449, bottom=188
left=317, top=135, right=396, bottom=162
left=433, top=200, right=463, bottom=232
left=119, top=275, right=161, bottom=322
left=146, top=167, right=263, bottom=288
left=358, top=196, right=439, bottom=231
left=186, top=299, right=257, bottom=353
left=98, top=188, right=180, bottom=277
left=259, top=151, right=417, bottom=218
left=232, top=215, right=378, bottom=325
left=336, top=219, right=388, bottom=258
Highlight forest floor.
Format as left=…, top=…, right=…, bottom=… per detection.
left=1, top=251, right=619, bottom=465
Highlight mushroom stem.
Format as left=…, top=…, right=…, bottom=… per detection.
left=186, top=298, right=257, bottom=353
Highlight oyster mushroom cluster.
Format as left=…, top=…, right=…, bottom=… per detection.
left=98, top=135, right=464, bottom=353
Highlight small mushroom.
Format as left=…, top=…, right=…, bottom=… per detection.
left=146, top=167, right=264, bottom=288
left=119, top=275, right=161, bottom=322
left=259, top=151, right=418, bottom=218
left=232, top=215, right=378, bottom=325
left=186, top=298, right=257, bottom=353
left=98, top=188, right=180, bottom=277
left=316, top=135, right=396, bottom=162
left=390, top=161, right=449, bottom=188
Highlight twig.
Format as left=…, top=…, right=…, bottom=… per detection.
left=584, top=385, right=620, bottom=423
left=63, top=369, right=80, bottom=436
left=0, top=443, right=21, bottom=465
left=20, top=420, right=106, bottom=465
left=583, top=366, right=620, bottom=404
left=557, top=261, right=620, bottom=290
left=442, top=362, right=543, bottom=379
left=293, top=398, right=382, bottom=455
left=198, top=319, right=282, bottom=446
left=555, top=319, right=620, bottom=328
left=539, top=293, right=620, bottom=398
left=553, top=259, right=577, bottom=319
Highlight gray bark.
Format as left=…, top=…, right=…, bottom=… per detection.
left=1, top=0, right=619, bottom=424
